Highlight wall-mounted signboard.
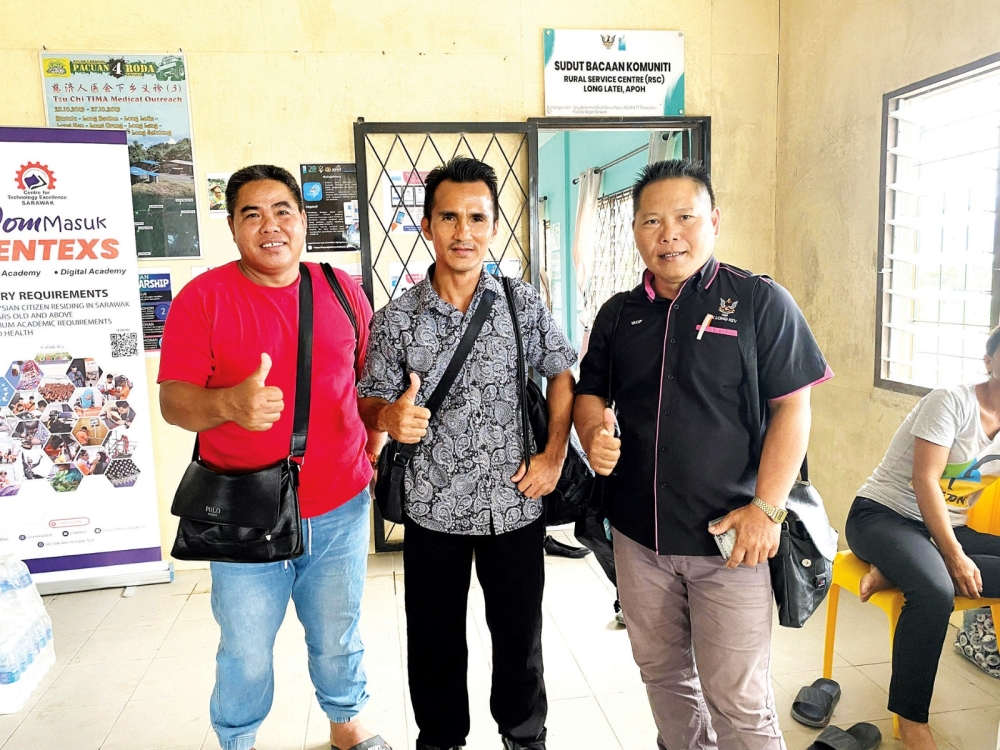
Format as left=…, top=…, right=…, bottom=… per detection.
left=543, top=29, right=685, bottom=117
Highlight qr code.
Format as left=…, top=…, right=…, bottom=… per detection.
left=110, top=332, right=139, bottom=358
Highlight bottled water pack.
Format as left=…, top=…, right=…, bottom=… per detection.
left=0, top=556, right=54, bottom=714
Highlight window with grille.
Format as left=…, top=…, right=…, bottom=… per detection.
left=353, top=124, right=533, bottom=316
left=877, top=56, right=1000, bottom=393
left=581, top=188, right=644, bottom=333
left=352, top=122, right=534, bottom=551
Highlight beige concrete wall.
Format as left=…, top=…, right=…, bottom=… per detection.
left=2, top=0, right=779, bottom=562
left=775, top=0, right=1000, bottom=535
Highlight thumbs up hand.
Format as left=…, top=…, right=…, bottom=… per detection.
left=585, top=407, right=621, bottom=476
left=227, top=353, right=285, bottom=431
left=382, top=373, right=432, bottom=444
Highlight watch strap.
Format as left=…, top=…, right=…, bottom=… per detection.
left=752, top=496, right=787, bottom=523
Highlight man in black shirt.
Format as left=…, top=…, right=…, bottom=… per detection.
left=574, top=160, right=830, bottom=750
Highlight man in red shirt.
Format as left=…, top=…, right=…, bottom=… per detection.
left=158, top=165, right=390, bottom=750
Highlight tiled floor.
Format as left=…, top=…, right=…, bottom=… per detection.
left=3, top=529, right=999, bottom=750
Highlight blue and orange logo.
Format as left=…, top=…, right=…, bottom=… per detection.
left=15, top=163, right=56, bottom=191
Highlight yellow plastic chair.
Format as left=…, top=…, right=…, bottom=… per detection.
left=822, top=486, right=1000, bottom=739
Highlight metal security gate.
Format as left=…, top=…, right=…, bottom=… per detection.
left=354, top=117, right=710, bottom=551
left=353, top=120, right=537, bottom=550
left=584, top=188, right=645, bottom=331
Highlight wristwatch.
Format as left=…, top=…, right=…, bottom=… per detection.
left=751, top=496, right=788, bottom=524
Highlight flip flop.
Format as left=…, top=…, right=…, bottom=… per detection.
left=791, top=678, right=841, bottom=728
left=807, top=722, right=882, bottom=750
left=332, top=736, right=393, bottom=750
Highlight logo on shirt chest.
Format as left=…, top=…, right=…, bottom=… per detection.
left=717, top=297, right=739, bottom=322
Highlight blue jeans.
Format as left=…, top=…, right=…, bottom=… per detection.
left=209, top=489, right=371, bottom=750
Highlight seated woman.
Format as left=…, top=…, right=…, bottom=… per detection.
left=846, top=327, right=1000, bottom=750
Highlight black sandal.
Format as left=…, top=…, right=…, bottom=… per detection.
left=807, top=722, right=882, bottom=750
left=333, top=736, right=393, bottom=750
left=791, top=678, right=841, bottom=728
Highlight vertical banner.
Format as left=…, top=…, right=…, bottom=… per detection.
left=0, top=127, right=168, bottom=592
left=40, top=53, right=202, bottom=259
left=138, top=268, right=172, bottom=355
left=543, top=29, right=685, bottom=116
left=300, top=163, right=360, bottom=252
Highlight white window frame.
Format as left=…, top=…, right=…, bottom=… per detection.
left=875, top=52, right=1000, bottom=395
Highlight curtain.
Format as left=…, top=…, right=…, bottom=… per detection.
left=647, top=130, right=673, bottom=164
left=572, top=167, right=603, bottom=356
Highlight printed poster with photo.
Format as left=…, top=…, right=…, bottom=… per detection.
left=382, top=170, right=430, bottom=233
left=300, top=163, right=360, bottom=251
left=40, top=52, right=202, bottom=258
left=206, top=173, right=230, bottom=218
left=138, top=268, right=172, bottom=355
left=0, top=126, right=167, bottom=591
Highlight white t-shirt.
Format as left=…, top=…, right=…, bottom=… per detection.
left=857, top=383, right=1000, bottom=526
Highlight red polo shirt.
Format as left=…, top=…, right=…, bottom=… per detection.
left=157, top=261, right=373, bottom=518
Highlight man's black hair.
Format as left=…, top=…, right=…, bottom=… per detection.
left=988, top=325, right=1000, bottom=358
left=225, top=165, right=304, bottom=217
left=422, top=157, right=499, bottom=223
left=632, top=159, right=715, bottom=215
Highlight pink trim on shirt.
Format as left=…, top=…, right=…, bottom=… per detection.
left=721, top=266, right=749, bottom=280
left=770, top=365, right=835, bottom=401
left=704, top=262, right=721, bottom=289
left=653, top=277, right=690, bottom=554
left=643, top=270, right=656, bottom=301
left=695, top=324, right=737, bottom=337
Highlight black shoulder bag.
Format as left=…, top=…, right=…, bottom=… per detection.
left=736, top=274, right=839, bottom=627
left=501, top=277, right=595, bottom=526
left=374, top=289, right=497, bottom=524
left=170, top=264, right=315, bottom=563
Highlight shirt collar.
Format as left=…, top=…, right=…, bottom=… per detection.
left=641, top=255, right=720, bottom=301
left=419, top=262, right=502, bottom=313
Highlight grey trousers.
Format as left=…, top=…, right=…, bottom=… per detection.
left=613, top=528, right=785, bottom=750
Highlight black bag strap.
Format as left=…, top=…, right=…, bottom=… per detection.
left=736, top=273, right=765, bottom=463
left=501, top=277, right=532, bottom=470
left=734, top=272, right=807, bottom=478
left=192, top=263, right=314, bottom=462
left=394, top=288, right=497, bottom=463
left=320, top=262, right=359, bottom=378
left=289, top=263, right=314, bottom=459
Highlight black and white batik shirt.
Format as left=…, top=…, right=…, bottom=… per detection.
left=358, top=265, right=576, bottom=535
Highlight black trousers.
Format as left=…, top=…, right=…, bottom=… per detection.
left=403, top=515, right=547, bottom=750
left=845, top=497, right=1000, bottom=723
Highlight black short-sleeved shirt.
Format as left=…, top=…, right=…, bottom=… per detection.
left=577, top=256, right=831, bottom=556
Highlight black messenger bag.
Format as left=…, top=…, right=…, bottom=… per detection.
left=170, top=264, right=316, bottom=563
left=374, top=289, right=496, bottom=524
left=500, top=277, right=594, bottom=526
left=737, top=273, right=838, bottom=627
